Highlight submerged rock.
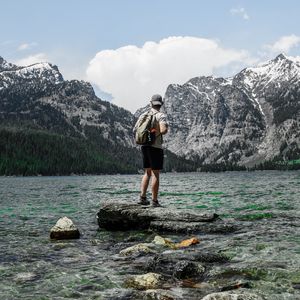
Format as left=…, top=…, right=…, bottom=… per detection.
left=152, top=235, right=201, bottom=249
left=146, top=250, right=230, bottom=272
left=103, top=288, right=142, bottom=300
left=153, top=235, right=174, bottom=247
left=119, top=243, right=157, bottom=256
left=50, top=216, right=80, bottom=240
left=97, top=202, right=226, bottom=233
left=124, top=272, right=163, bottom=290
left=201, top=291, right=263, bottom=300
left=173, top=260, right=206, bottom=279
left=144, top=289, right=178, bottom=300
left=220, top=282, right=252, bottom=292
left=14, top=272, right=38, bottom=282
left=146, top=254, right=206, bottom=280
left=149, top=220, right=238, bottom=234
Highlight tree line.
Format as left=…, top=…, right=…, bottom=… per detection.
left=0, top=127, right=138, bottom=176
left=1, top=127, right=298, bottom=176
left=0, top=127, right=196, bottom=176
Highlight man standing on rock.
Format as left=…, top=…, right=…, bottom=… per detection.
left=134, top=94, right=168, bottom=207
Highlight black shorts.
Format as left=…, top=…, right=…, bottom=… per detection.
left=141, top=146, right=164, bottom=170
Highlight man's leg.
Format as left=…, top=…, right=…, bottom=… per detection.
left=141, top=168, right=152, bottom=198
left=151, top=169, right=160, bottom=202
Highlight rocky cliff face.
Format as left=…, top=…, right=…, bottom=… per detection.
left=0, top=56, right=135, bottom=147
left=162, top=54, right=300, bottom=166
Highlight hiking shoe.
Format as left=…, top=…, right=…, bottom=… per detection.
left=138, top=196, right=150, bottom=205
left=152, top=201, right=162, bottom=207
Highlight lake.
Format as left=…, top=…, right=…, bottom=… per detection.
left=0, top=171, right=300, bottom=299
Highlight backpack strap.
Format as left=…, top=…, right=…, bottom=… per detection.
left=148, top=110, right=158, bottom=129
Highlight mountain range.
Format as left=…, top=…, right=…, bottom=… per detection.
left=0, top=56, right=193, bottom=175
left=162, top=53, right=300, bottom=167
left=0, top=54, right=299, bottom=174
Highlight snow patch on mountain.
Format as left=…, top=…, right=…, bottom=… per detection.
left=239, top=54, right=300, bottom=88
left=0, top=59, right=63, bottom=91
left=16, top=63, right=63, bottom=84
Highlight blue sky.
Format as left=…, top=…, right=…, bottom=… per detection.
left=1, top=0, right=300, bottom=111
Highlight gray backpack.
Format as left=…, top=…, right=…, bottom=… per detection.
left=135, top=112, right=157, bottom=145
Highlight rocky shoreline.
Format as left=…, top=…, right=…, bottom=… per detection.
left=94, top=202, right=266, bottom=299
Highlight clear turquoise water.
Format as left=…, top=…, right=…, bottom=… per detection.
left=0, top=171, right=300, bottom=299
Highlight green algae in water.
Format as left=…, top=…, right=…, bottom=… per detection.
left=289, top=271, right=300, bottom=282
left=215, top=267, right=281, bottom=281
left=0, top=207, right=14, bottom=213
left=210, top=197, right=221, bottom=202
left=19, top=215, right=32, bottom=221
left=58, top=203, right=78, bottom=214
left=285, top=236, right=300, bottom=244
left=275, top=201, right=293, bottom=210
left=234, top=204, right=272, bottom=212
left=59, top=208, right=78, bottom=214
left=58, top=192, right=80, bottom=197
left=195, top=204, right=208, bottom=209
left=209, top=191, right=224, bottom=195
left=92, top=187, right=111, bottom=191
left=191, top=198, right=201, bottom=202
left=173, top=200, right=186, bottom=204
left=29, top=193, right=41, bottom=198
left=236, top=212, right=273, bottom=220
left=183, top=205, right=195, bottom=209
left=110, top=189, right=139, bottom=195
left=255, top=243, right=268, bottom=251
left=275, top=192, right=284, bottom=196
left=95, top=189, right=139, bottom=195
left=212, top=202, right=222, bottom=208
left=160, top=191, right=224, bottom=197
left=160, top=191, right=200, bottom=197
left=243, top=268, right=272, bottom=281
left=62, top=184, right=77, bottom=189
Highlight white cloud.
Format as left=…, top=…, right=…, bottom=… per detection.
left=264, top=34, right=300, bottom=54
left=14, top=53, right=49, bottom=66
left=18, top=42, right=38, bottom=51
left=230, top=7, right=250, bottom=20
left=86, top=36, right=253, bottom=112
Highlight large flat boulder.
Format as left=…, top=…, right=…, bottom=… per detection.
left=97, top=202, right=236, bottom=233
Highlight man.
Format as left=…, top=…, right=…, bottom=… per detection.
left=134, top=94, right=168, bottom=207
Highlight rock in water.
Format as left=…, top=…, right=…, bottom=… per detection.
left=124, top=272, right=163, bottom=290
left=50, top=216, right=80, bottom=240
left=97, top=202, right=225, bottom=233
left=144, top=289, right=177, bottom=300
left=119, top=243, right=157, bottom=256
left=173, top=260, right=205, bottom=279
left=152, top=235, right=175, bottom=248
left=201, top=291, right=263, bottom=300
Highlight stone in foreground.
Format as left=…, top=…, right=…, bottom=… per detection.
left=50, top=216, right=80, bottom=240
left=119, top=243, right=157, bottom=256
left=124, top=272, right=163, bottom=290
left=201, top=291, right=263, bottom=300
left=97, top=202, right=236, bottom=234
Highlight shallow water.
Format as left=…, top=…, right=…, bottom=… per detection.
left=0, top=171, right=300, bottom=299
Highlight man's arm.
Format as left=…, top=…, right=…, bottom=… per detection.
left=159, top=122, right=168, bottom=135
